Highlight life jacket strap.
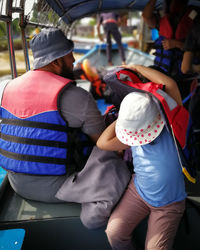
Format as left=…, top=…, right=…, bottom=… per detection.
left=0, top=148, right=67, bottom=165
left=1, top=118, right=73, bottom=132
left=1, top=133, right=69, bottom=148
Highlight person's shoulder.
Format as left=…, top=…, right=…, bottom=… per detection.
left=62, top=83, right=92, bottom=99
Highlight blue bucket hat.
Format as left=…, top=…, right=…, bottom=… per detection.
left=30, top=28, right=74, bottom=70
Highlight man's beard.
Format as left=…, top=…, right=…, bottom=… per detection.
left=60, top=63, right=75, bottom=80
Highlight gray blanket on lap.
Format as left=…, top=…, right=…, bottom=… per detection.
left=55, top=146, right=131, bottom=229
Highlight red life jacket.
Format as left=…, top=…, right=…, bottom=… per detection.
left=159, top=8, right=198, bottom=41
left=0, top=70, right=93, bottom=175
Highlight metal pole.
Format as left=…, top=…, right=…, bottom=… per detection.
left=6, top=0, right=17, bottom=79
left=20, top=0, right=30, bottom=71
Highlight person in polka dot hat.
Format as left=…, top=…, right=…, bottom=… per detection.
left=97, top=64, right=186, bottom=250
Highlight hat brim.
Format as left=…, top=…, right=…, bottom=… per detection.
left=116, top=113, right=165, bottom=146
left=33, top=47, right=74, bottom=70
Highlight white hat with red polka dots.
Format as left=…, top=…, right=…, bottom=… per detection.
left=116, top=92, right=165, bottom=146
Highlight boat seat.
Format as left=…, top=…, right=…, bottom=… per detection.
left=0, top=178, right=112, bottom=250
left=0, top=177, right=81, bottom=222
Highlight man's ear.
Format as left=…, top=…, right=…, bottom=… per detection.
left=52, top=59, right=59, bottom=66
left=51, top=58, right=62, bottom=74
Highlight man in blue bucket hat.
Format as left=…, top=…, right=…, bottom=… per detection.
left=0, top=28, right=105, bottom=202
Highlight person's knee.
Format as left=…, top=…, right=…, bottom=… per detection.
left=106, top=220, right=119, bottom=245
left=106, top=218, right=131, bottom=248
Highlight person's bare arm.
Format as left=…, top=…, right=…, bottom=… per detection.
left=97, top=121, right=129, bottom=151
left=142, top=0, right=158, bottom=28
left=122, top=64, right=182, bottom=106
left=162, top=39, right=184, bottom=50
left=192, top=64, right=200, bottom=73
left=90, top=133, right=102, bottom=143
left=117, top=16, right=121, bottom=26
left=97, top=22, right=104, bottom=42
left=182, top=51, right=200, bottom=74
left=181, top=51, right=194, bottom=74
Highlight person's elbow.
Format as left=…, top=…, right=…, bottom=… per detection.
left=96, top=139, right=104, bottom=150
left=90, top=133, right=102, bottom=143
left=96, top=136, right=112, bottom=151
left=181, top=64, right=191, bottom=74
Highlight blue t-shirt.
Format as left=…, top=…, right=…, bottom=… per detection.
left=132, top=127, right=186, bottom=207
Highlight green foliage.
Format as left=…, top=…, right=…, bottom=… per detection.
left=0, top=19, right=21, bottom=40
left=30, top=1, right=59, bottom=25
left=12, top=18, right=20, bottom=36
left=0, top=40, right=7, bottom=51
left=48, top=11, right=59, bottom=24
left=0, top=22, right=6, bottom=38
left=30, top=2, right=39, bottom=23
left=129, top=10, right=141, bottom=18
left=0, top=39, right=23, bottom=51
left=89, top=19, right=96, bottom=26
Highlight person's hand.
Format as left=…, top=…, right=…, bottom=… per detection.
left=98, top=34, right=104, bottom=42
left=162, top=39, right=175, bottom=50
left=162, top=39, right=176, bottom=50
left=118, top=64, right=140, bottom=72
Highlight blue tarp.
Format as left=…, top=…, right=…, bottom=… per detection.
left=45, top=0, right=200, bottom=24
left=45, top=0, right=161, bottom=24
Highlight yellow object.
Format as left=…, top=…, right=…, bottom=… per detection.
left=82, top=59, right=98, bottom=80
left=182, top=167, right=196, bottom=183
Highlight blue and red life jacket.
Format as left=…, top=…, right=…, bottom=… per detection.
left=154, top=8, right=198, bottom=75
left=0, top=70, right=93, bottom=175
left=103, top=68, right=196, bottom=183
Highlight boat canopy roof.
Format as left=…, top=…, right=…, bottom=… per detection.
left=45, top=0, right=200, bottom=24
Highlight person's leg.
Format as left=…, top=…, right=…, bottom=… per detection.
left=145, top=200, right=185, bottom=250
left=106, top=178, right=150, bottom=250
left=104, top=24, right=112, bottom=65
left=8, top=172, right=67, bottom=202
left=111, top=24, right=126, bottom=64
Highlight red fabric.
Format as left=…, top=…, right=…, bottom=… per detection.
left=159, top=9, right=195, bottom=40
left=2, top=70, right=71, bottom=119
left=116, top=70, right=143, bottom=85
left=159, top=16, right=173, bottom=39
left=105, top=105, right=115, bottom=114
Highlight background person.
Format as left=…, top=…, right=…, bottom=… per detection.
left=142, top=0, right=198, bottom=99
left=97, top=12, right=126, bottom=66
left=0, top=28, right=105, bottom=203
left=181, top=18, right=200, bottom=75
left=181, top=19, right=200, bottom=162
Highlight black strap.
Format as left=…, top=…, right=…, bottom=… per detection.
left=1, top=133, right=69, bottom=148
left=0, top=148, right=66, bottom=164
left=1, top=118, right=73, bottom=132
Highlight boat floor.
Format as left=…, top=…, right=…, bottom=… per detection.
left=76, top=45, right=155, bottom=68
